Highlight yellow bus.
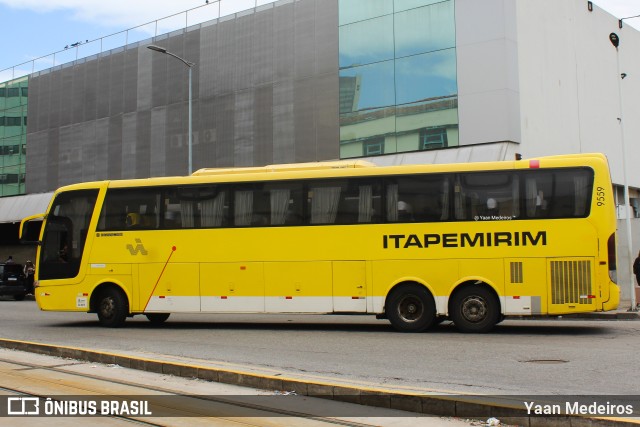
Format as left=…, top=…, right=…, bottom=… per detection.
left=20, top=153, right=619, bottom=332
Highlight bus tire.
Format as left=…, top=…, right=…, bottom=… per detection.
left=386, top=284, right=436, bottom=332
left=146, top=313, right=170, bottom=324
left=450, top=285, right=500, bottom=333
left=96, top=288, right=128, bottom=328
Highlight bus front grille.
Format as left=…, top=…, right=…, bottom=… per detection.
left=550, top=260, right=593, bottom=305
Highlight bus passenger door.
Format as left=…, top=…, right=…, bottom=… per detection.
left=139, top=263, right=200, bottom=312
left=333, top=261, right=367, bottom=312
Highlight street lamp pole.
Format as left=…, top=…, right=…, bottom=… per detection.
left=147, top=45, right=195, bottom=175
left=609, top=33, right=636, bottom=311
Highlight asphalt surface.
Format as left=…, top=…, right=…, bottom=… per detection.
left=1, top=297, right=639, bottom=426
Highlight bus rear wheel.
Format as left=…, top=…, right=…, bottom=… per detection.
left=450, top=285, right=500, bottom=333
left=146, top=313, right=170, bottom=325
left=386, top=284, right=436, bottom=332
left=96, top=288, right=128, bottom=328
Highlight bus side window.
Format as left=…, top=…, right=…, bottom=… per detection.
left=268, top=184, right=304, bottom=226
left=355, top=182, right=381, bottom=223
left=234, top=189, right=254, bottom=226
left=98, top=189, right=161, bottom=231
left=309, top=182, right=343, bottom=225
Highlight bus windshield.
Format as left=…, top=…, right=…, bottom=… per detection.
left=39, top=190, right=98, bottom=280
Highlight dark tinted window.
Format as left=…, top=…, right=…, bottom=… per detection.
left=386, top=174, right=451, bottom=222
left=93, top=167, right=593, bottom=231
left=522, top=169, right=593, bottom=219
left=98, top=188, right=161, bottom=231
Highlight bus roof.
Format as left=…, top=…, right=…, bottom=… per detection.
left=51, top=152, right=610, bottom=192
left=191, top=160, right=376, bottom=176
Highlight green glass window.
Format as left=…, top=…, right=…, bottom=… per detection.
left=338, top=0, right=393, bottom=25
left=338, top=0, right=459, bottom=159
left=395, top=49, right=457, bottom=105
left=394, top=0, right=449, bottom=13
left=339, top=60, right=395, bottom=111
left=394, top=2, right=455, bottom=58
left=0, top=77, right=29, bottom=196
left=339, top=15, right=394, bottom=68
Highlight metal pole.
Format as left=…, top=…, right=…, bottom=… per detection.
left=147, top=45, right=195, bottom=176
left=188, top=66, right=193, bottom=175
left=614, top=45, right=636, bottom=310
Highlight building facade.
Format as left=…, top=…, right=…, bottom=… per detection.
left=0, top=77, right=27, bottom=197
left=1, top=0, right=640, bottom=301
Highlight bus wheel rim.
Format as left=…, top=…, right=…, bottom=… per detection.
left=398, top=295, right=423, bottom=323
left=461, top=296, right=487, bottom=323
left=100, top=298, right=115, bottom=319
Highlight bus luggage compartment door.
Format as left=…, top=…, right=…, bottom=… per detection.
left=139, top=263, right=200, bottom=312
left=332, top=261, right=367, bottom=313
left=264, top=262, right=332, bottom=313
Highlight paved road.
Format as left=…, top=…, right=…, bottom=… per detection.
left=0, top=298, right=638, bottom=396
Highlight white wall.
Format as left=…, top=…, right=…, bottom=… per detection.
left=455, top=0, right=521, bottom=147
left=515, top=0, right=640, bottom=189
left=455, top=0, right=640, bottom=191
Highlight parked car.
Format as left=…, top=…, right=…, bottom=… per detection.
left=0, top=263, right=27, bottom=301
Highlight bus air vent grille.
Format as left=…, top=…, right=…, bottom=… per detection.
left=550, top=260, right=592, bottom=304
left=510, top=262, right=523, bottom=283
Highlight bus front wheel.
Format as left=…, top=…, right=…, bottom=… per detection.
left=450, top=285, right=500, bottom=333
left=386, top=284, right=436, bottom=332
left=146, top=313, right=170, bottom=325
left=96, top=288, right=128, bottom=328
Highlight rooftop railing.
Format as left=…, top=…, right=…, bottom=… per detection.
left=0, top=0, right=280, bottom=83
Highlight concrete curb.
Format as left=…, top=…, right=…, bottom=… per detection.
left=0, top=338, right=638, bottom=426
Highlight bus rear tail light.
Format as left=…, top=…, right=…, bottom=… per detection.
left=608, top=233, right=617, bottom=283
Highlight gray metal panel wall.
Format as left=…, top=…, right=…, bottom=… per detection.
left=123, top=49, right=139, bottom=114
left=72, top=63, right=86, bottom=124
left=24, top=130, right=48, bottom=192
left=96, top=55, right=111, bottom=119
left=107, top=115, right=123, bottom=179
left=94, top=118, right=110, bottom=180
left=84, top=59, right=99, bottom=122
left=25, top=0, right=339, bottom=193
left=150, top=107, right=167, bottom=176
left=109, top=52, right=125, bottom=116
left=166, top=102, right=188, bottom=177
left=136, top=110, right=152, bottom=178
left=137, top=46, right=152, bottom=111
left=78, top=121, right=97, bottom=183
left=121, top=112, right=138, bottom=179
left=58, top=67, right=74, bottom=127
left=26, top=73, right=40, bottom=132
left=234, top=89, right=254, bottom=167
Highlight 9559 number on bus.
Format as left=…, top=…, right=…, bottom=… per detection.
left=596, top=186, right=606, bottom=206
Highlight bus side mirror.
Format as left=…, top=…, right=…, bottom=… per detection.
left=20, top=214, right=44, bottom=245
